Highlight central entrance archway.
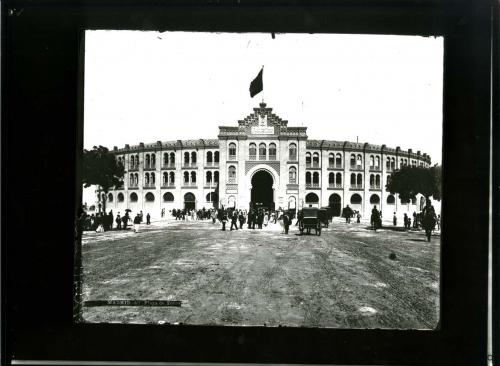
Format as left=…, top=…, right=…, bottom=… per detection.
left=251, top=170, right=274, bottom=210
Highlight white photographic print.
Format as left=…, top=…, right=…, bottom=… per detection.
left=78, top=30, right=443, bottom=328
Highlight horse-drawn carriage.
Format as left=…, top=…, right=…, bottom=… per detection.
left=299, top=207, right=322, bottom=236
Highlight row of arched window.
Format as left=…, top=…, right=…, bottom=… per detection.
left=109, top=192, right=217, bottom=204
left=248, top=143, right=278, bottom=161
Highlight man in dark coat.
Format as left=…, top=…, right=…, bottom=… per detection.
left=108, top=210, right=114, bottom=230
left=115, top=213, right=122, bottom=230
left=238, top=210, right=245, bottom=229
left=146, top=213, right=151, bottom=225
left=221, top=211, right=228, bottom=231
left=283, top=211, right=291, bottom=234
left=122, top=213, right=129, bottom=230
left=230, top=210, right=238, bottom=230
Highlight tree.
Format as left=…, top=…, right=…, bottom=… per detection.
left=82, top=145, right=125, bottom=213
left=386, top=165, right=441, bottom=202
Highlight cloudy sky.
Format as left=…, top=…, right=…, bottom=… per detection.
left=84, top=30, right=443, bottom=164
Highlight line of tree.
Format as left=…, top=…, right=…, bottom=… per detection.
left=82, top=145, right=125, bottom=213
left=386, top=165, right=442, bottom=202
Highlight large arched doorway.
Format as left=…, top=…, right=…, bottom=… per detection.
left=329, top=193, right=342, bottom=216
left=251, top=170, right=274, bottom=210
left=184, top=193, right=196, bottom=210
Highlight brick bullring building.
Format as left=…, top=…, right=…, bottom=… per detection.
left=103, top=103, right=438, bottom=219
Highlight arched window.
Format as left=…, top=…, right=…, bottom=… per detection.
left=206, top=151, right=213, bottom=164
left=328, top=153, right=334, bottom=167
left=228, top=195, right=236, bottom=208
left=169, top=152, right=175, bottom=165
left=145, top=173, right=150, bottom=185
left=117, top=193, right=124, bottom=202
left=336, top=153, right=342, bottom=168
left=169, top=172, right=175, bottom=184
left=305, top=193, right=319, bottom=203
left=184, top=193, right=196, bottom=203
left=350, top=154, right=356, bottom=168
left=249, top=143, right=257, bottom=160
left=259, top=143, right=266, bottom=160
left=206, top=171, right=212, bottom=184
left=134, top=173, right=138, bottom=185
left=163, top=192, right=174, bottom=202
left=191, top=171, right=197, bottom=183
left=130, top=155, right=135, bottom=169
left=329, top=172, right=335, bottom=186
left=151, top=154, right=156, bottom=167
left=130, top=192, right=138, bottom=202
left=228, top=166, right=236, bottom=183
left=135, top=154, right=139, bottom=167
left=350, top=194, right=362, bottom=204
left=387, top=194, right=395, bottom=204
left=370, top=194, right=380, bottom=204
left=306, top=152, right=312, bottom=166
left=206, top=192, right=218, bottom=202
left=289, top=143, right=297, bottom=161
left=288, top=196, right=297, bottom=209
left=357, top=173, right=363, bottom=187
left=375, top=174, right=381, bottom=188
left=145, top=154, right=150, bottom=168
left=214, top=151, right=220, bottom=163
left=400, top=197, right=410, bottom=204
left=386, top=157, right=391, bottom=170
left=269, top=143, right=277, bottom=160
left=145, top=192, right=155, bottom=202
left=370, top=155, right=374, bottom=168
left=129, top=173, right=134, bottom=186
left=191, top=152, right=197, bottom=165
left=306, top=171, right=312, bottom=185
left=312, top=152, right=320, bottom=167
left=214, top=171, right=219, bottom=183
left=228, top=143, right=237, bottom=159
left=289, top=167, right=297, bottom=184
left=350, top=173, right=356, bottom=187
left=163, top=172, right=168, bottom=186
left=184, top=172, right=189, bottom=184
left=336, top=172, right=342, bottom=187
left=184, top=152, right=190, bottom=165
left=108, top=193, right=113, bottom=202
left=163, top=153, right=168, bottom=166
left=150, top=172, right=155, bottom=185
left=375, top=156, right=380, bottom=169
left=312, top=172, right=319, bottom=186
left=391, top=157, right=396, bottom=170
left=400, top=158, right=404, bottom=166
left=356, top=154, right=362, bottom=168
left=370, top=174, right=375, bottom=187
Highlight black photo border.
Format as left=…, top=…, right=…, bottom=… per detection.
left=2, top=1, right=491, bottom=365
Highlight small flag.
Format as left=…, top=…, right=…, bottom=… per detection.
left=249, top=68, right=263, bottom=98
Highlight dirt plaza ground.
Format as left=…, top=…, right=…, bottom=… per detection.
left=80, top=217, right=440, bottom=329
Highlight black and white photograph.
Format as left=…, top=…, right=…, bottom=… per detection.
left=78, top=30, right=444, bottom=329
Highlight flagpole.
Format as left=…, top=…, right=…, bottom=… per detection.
left=261, top=65, right=264, bottom=104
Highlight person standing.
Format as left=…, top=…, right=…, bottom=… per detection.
left=230, top=210, right=238, bottom=231
left=238, top=210, right=245, bottom=229
left=412, top=211, right=417, bottom=229
left=221, top=211, right=228, bottom=231
left=133, top=214, right=141, bottom=233
left=393, top=212, right=397, bottom=226
left=283, top=211, right=291, bottom=234
left=115, top=213, right=122, bottom=230
left=356, top=211, right=361, bottom=223
left=146, top=213, right=151, bottom=225
left=108, top=210, right=114, bottom=230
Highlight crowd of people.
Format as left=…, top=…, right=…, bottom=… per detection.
left=78, top=199, right=439, bottom=240
left=79, top=209, right=152, bottom=233
left=340, top=200, right=441, bottom=236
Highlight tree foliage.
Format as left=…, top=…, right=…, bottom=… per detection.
left=386, top=165, right=441, bottom=201
left=82, top=145, right=125, bottom=199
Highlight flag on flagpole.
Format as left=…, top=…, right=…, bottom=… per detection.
left=249, top=67, right=263, bottom=98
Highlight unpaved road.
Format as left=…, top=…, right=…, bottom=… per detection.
left=81, top=218, right=439, bottom=329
